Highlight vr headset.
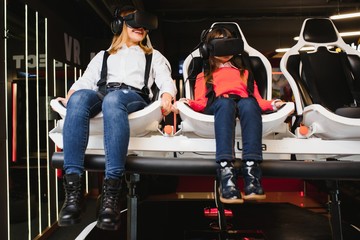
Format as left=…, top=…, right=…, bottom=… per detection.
left=124, top=11, right=158, bottom=30
left=200, top=37, right=244, bottom=59
left=111, top=9, right=158, bottom=35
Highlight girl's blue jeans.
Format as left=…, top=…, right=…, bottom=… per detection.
left=205, top=97, right=263, bottom=163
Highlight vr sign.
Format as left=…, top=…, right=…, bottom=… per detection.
left=64, top=33, right=81, bottom=65
left=12, top=32, right=81, bottom=69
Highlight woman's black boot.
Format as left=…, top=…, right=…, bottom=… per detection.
left=241, top=161, right=266, bottom=200
left=96, top=178, right=122, bottom=231
left=58, top=174, right=85, bottom=226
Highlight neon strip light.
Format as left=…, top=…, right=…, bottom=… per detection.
left=330, top=12, right=360, bottom=20
left=25, top=5, right=33, bottom=239
left=4, top=0, right=11, bottom=237
left=44, top=17, right=51, bottom=228
left=11, top=83, right=17, bottom=162
left=53, top=58, right=59, bottom=220
left=35, top=11, right=43, bottom=234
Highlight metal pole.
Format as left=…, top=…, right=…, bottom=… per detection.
left=126, top=173, right=140, bottom=240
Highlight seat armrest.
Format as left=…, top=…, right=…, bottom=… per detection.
left=50, top=99, right=67, bottom=119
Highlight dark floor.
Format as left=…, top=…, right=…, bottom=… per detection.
left=47, top=197, right=360, bottom=240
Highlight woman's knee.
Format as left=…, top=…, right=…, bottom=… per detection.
left=68, top=90, right=98, bottom=109
left=68, top=90, right=86, bottom=104
left=66, top=90, right=102, bottom=119
left=103, top=91, right=121, bottom=105
left=102, top=91, right=127, bottom=112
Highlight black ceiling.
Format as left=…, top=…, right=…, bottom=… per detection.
left=97, top=0, right=360, bottom=18
left=8, top=0, right=360, bottom=70
left=85, top=0, right=360, bottom=54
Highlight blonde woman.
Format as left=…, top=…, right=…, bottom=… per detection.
left=57, top=6, right=176, bottom=230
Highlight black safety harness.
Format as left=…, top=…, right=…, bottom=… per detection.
left=96, top=51, right=153, bottom=103
left=203, top=52, right=255, bottom=112
left=300, top=49, right=360, bottom=108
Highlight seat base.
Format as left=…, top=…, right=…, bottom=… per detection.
left=176, top=102, right=295, bottom=138
left=298, top=104, right=360, bottom=140
left=49, top=99, right=164, bottom=149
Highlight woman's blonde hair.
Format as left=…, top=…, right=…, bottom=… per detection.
left=108, top=9, right=153, bottom=55
left=204, top=27, right=246, bottom=84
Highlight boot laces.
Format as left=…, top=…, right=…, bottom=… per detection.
left=64, top=182, right=82, bottom=205
left=102, top=185, right=120, bottom=210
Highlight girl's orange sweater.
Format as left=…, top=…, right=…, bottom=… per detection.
left=188, top=67, right=273, bottom=112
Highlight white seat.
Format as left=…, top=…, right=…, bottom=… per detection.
left=177, top=22, right=295, bottom=139
left=280, top=18, right=360, bottom=140
left=49, top=98, right=163, bottom=149
left=49, top=34, right=165, bottom=150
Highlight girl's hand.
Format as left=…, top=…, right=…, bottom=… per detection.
left=178, top=98, right=190, bottom=105
left=272, top=99, right=286, bottom=111
left=172, top=98, right=190, bottom=114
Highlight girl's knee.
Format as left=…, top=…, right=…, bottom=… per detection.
left=238, top=98, right=260, bottom=112
left=240, top=97, right=257, bottom=106
left=214, top=98, right=236, bottom=110
left=216, top=97, right=234, bottom=105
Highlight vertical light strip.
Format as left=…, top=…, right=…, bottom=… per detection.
left=64, top=63, right=67, bottom=95
left=53, top=61, right=56, bottom=96
left=25, top=5, right=32, bottom=240
left=74, top=66, right=77, bottom=81
left=53, top=59, right=59, bottom=220
left=86, top=171, right=89, bottom=193
left=72, top=67, right=88, bottom=193
left=82, top=59, right=88, bottom=194
left=4, top=0, right=10, bottom=239
left=44, top=17, right=51, bottom=227
left=35, top=11, right=42, bottom=234
left=64, top=63, right=67, bottom=96
left=11, top=84, right=17, bottom=162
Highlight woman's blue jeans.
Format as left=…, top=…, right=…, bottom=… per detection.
left=63, top=88, right=148, bottom=179
left=206, top=97, right=263, bottom=163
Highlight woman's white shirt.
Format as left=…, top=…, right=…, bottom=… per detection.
left=70, top=45, right=177, bottom=99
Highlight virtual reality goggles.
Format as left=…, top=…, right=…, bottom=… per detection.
left=207, top=37, right=244, bottom=57
left=123, top=11, right=158, bottom=30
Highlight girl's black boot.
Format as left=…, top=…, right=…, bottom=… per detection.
left=217, top=161, right=243, bottom=204
left=241, top=161, right=266, bottom=200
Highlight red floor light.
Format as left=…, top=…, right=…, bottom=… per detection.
left=204, top=207, right=233, bottom=218
left=57, top=169, right=63, bottom=178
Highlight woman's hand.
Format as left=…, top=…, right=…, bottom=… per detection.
left=55, top=89, right=75, bottom=108
left=161, top=92, right=173, bottom=116
left=56, top=97, right=68, bottom=108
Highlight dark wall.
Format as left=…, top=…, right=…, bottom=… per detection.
left=1, top=0, right=9, bottom=238
left=7, top=0, right=113, bottom=69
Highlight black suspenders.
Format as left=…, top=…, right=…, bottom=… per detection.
left=96, top=51, right=153, bottom=100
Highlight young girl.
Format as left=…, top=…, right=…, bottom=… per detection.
left=179, top=27, right=284, bottom=204
left=56, top=6, right=177, bottom=230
